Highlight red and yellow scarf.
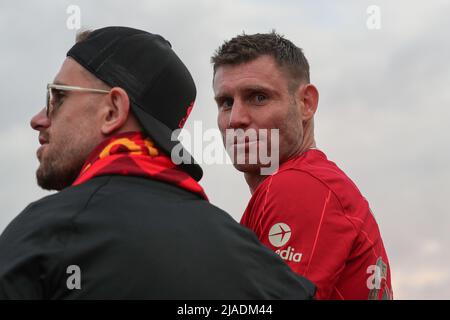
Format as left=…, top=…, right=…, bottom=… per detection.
left=72, top=131, right=208, bottom=200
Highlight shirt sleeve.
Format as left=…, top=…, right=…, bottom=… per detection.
left=241, top=170, right=357, bottom=299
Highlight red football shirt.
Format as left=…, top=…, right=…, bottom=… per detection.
left=240, top=149, right=392, bottom=300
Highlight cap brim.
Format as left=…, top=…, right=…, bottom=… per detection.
left=131, top=104, right=203, bottom=181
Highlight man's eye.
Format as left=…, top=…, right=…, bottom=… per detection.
left=220, top=98, right=233, bottom=109
left=51, top=90, right=65, bottom=106
left=253, top=94, right=267, bottom=104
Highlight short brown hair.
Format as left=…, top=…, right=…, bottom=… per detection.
left=211, top=31, right=310, bottom=90
left=76, top=29, right=92, bottom=43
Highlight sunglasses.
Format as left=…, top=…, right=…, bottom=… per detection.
left=46, top=83, right=110, bottom=117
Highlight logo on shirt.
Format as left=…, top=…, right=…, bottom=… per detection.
left=275, top=246, right=302, bottom=263
left=268, top=223, right=302, bottom=263
left=268, top=223, right=292, bottom=247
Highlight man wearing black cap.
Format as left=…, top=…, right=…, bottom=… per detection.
left=0, top=27, right=315, bottom=299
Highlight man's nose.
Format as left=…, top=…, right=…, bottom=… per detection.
left=30, top=108, right=50, bottom=131
left=228, top=100, right=251, bottom=129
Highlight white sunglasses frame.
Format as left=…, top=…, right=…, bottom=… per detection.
left=46, top=83, right=110, bottom=117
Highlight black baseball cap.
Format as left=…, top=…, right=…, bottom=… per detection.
left=67, top=26, right=202, bottom=181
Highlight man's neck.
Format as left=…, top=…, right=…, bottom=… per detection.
left=244, top=173, right=268, bottom=195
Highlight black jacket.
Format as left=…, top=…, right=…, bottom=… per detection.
left=0, top=175, right=315, bottom=299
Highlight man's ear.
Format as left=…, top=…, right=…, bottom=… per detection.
left=100, top=87, right=131, bottom=135
left=297, top=84, right=319, bottom=122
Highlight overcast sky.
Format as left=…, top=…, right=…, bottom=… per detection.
left=1, top=0, right=449, bottom=299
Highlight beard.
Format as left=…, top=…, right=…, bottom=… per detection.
left=36, top=134, right=98, bottom=191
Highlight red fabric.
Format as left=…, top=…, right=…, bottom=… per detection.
left=73, top=131, right=208, bottom=200
left=240, top=149, right=392, bottom=300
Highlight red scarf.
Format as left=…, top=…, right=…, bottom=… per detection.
left=72, top=132, right=208, bottom=200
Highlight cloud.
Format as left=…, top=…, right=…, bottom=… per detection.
left=0, top=0, right=448, bottom=299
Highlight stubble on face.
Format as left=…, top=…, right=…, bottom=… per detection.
left=36, top=126, right=99, bottom=190
left=230, top=100, right=302, bottom=175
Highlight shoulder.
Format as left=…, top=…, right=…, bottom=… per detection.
left=258, top=150, right=368, bottom=214
left=253, top=167, right=332, bottom=208
left=0, top=176, right=112, bottom=245
left=243, top=152, right=368, bottom=239
left=247, top=169, right=341, bottom=229
left=246, top=150, right=370, bottom=222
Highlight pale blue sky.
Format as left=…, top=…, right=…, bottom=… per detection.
left=1, top=0, right=449, bottom=299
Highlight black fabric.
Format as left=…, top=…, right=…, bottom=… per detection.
left=0, top=176, right=315, bottom=299
left=67, top=26, right=202, bottom=181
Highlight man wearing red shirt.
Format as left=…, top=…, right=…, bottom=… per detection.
left=211, top=32, right=392, bottom=300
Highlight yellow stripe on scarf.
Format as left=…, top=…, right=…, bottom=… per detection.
left=99, top=138, right=143, bottom=159
left=144, top=139, right=159, bottom=157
